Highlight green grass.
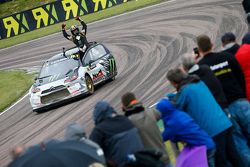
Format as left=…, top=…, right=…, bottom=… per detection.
left=0, top=0, right=56, bottom=18
left=0, top=70, right=34, bottom=112
left=0, top=0, right=165, bottom=49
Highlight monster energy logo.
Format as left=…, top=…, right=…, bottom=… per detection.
left=109, top=58, right=116, bottom=73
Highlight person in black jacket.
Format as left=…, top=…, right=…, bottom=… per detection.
left=89, top=101, right=144, bottom=167
left=196, top=35, right=246, bottom=103
left=61, top=16, right=90, bottom=52
left=181, top=54, right=228, bottom=109
left=242, top=0, right=250, bottom=24
left=221, top=32, right=240, bottom=56
left=196, top=35, right=250, bottom=166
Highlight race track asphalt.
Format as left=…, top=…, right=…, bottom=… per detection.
left=0, top=0, right=248, bottom=166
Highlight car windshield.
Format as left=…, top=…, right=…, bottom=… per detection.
left=39, top=58, right=79, bottom=78
left=83, top=44, right=107, bottom=65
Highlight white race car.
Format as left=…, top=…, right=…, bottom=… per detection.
left=29, top=42, right=117, bottom=112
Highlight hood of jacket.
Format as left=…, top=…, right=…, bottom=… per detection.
left=93, top=101, right=117, bottom=125
left=124, top=102, right=145, bottom=117
left=64, top=123, right=86, bottom=141
left=156, top=99, right=176, bottom=118
left=178, top=74, right=200, bottom=91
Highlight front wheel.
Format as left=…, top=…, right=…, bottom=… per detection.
left=85, top=75, right=94, bottom=94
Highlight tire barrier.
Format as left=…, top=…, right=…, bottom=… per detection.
left=0, top=0, right=129, bottom=39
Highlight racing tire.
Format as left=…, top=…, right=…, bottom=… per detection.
left=85, top=75, right=94, bottom=94
left=33, top=108, right=44, bottom=113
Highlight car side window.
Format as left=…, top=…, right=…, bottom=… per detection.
left=83, top=45, right=107, bottom=65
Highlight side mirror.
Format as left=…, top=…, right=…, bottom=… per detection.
left=88, top=60, right=96, bottom=69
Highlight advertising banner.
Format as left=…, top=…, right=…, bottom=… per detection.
left=0, top=0, right=128, bottom=39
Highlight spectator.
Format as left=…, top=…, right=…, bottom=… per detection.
left=197, top=35, right=250, bottom=142
left=242, top=0, right=250, bottom=24
left=182, top=54, right=228, bottom=109
left=166, top=68, right=232, bottom=167
left=197, top=34, right=246, bottom=99
left=64, top=123, right=101, bottom=149
left=221, top=32, right=240, bottom=55
left=156, top=98, right=215, bottom=167
left=192, top=47, right=202, bottom=62
left=236, top=33, right=250, bottom=103
left=89, top=101, right=144, bottom=167
left=121, top=92, right=170, bottom=165
left=182, top=54, right=250, bottom=166
left=11, top=146, right=25, bottom=160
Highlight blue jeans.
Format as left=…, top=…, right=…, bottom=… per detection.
left=228, top=99, right=250, bottom=141
left=227, top=117, right=250, bottom=167
left=227, top=99, right=250, bottom=167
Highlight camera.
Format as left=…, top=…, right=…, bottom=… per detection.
left=193, top=47, right=200, bottom=59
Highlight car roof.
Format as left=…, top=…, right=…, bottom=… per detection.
left=45, top=42, right=104, bottom=63
left=47, top=47, right=80, bottom=62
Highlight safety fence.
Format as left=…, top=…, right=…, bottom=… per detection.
left=0, top=0, right=129, bottom=39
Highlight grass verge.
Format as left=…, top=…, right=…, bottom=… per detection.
left=0, top=0, right=56, bottom=18
left=0, top=70, right=34, bottom=112
left=0, top=0, right=165, bottom=49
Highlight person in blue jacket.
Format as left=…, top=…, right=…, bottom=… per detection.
left=156, top=98, right=215, bottom=167
left=166, top=68, right=232, bottom=167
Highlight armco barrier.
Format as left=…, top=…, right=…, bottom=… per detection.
left=0, top=0, right=129, bottom=39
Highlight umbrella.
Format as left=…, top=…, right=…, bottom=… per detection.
left=8, top=140, right=106, bottom=167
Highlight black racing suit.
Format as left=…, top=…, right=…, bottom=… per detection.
left=62, top=20, right=90, bottom=49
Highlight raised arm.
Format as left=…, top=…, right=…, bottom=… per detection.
left=61, top=23, right=73, bottom=41
left=76, top=16, right=87, bottom=34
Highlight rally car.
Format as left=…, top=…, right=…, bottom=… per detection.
left=29, top=42, right=117, bottom=112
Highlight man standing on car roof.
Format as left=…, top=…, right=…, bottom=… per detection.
left=61, top=16, right=90, bottom=53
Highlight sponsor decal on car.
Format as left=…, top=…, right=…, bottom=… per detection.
left=108, top=58, right=116, bottom=74
left=70, top=54, right=80, bottom=59
left=92, top=70, right=105, bottom=82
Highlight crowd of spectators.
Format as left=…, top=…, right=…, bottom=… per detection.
left=8, top=33, right=250, bottom=165
left=7, top=1, right=250, bottom=166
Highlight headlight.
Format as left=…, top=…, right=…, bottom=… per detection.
left=32, top=87, right=41, bottom=93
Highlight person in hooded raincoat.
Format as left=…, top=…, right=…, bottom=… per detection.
left=89, top=101, right=144, bottom=167
left=156, top=98, right=216, bottom=167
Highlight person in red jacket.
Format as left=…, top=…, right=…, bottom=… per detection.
left=236, top=33, right=250, bottom=102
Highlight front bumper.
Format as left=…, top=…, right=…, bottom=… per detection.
left=30, top=82, right=88, bottom=111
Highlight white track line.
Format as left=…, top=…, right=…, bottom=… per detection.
left=0, top=0, right=177, bottom=116
left=149, top=102, right=158, bottom=108
left=0, top=93, right=28, bottom=116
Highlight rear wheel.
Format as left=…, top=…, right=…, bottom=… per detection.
left=85, top=75, right=94, bottom=94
